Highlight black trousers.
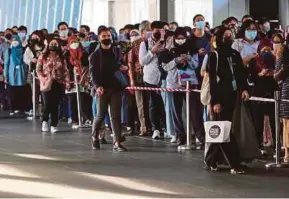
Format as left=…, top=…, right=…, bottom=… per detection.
left=251, top=101, right=276, bottom=148
left=68, top=92, right=93, bottom=123
left=9, top=84, right=32, bottom=112
left=144, top=82, right=165, bottom=132
left=42, top=81, right=62, bottom=127
left=92, top=89, right=122, bottom=143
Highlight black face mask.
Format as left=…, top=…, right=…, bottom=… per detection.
left=49, top=45, right=59, bottom=51
left=31, top=39, right=40, bottom=45
left=223, top=37, right=233, bottom=47
left=153, top=31, right=161, bottom=41
left=5, top=34, right=12, bottom=41
left=101, top=39, right=111, bottom=46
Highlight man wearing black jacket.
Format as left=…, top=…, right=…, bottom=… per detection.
left=89, top=26, right=127, bottom=152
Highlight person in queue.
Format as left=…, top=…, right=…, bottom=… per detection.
left=139, top=21, right=166, bottom=139
left=58, top=22, right=69, bottom=45
left=88, top=32, right=99, bottom=55
left=4, top=35, right=30, bottom=115
left=258, top=18, right=272, bottom=39
left=36, top=36, right=70, bottom=133
left=232, top=20, right=260, bottom=86
left=272, top=33, right=285, bottom=56
left=206, top=27, right=249, bottom=174
left=127, top=21, right=151, bottom=136
left=89, top=26, right=127, bottom=152
left=66, top=35, right=91, bottom=129
left=12, top=26, right=18, bottom=34
left=161, top=27, right=198, bottom=145
left=274, top=34, right=289, bottom=163
left=24, top=31, right=45, bottom=118
left=224, top=17, right=239, bottom=39
left=18, top=26, right=28, bottom=47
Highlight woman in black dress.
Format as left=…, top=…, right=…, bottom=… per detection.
left=205, top=27, right=250, bottom=174
left=274, top=35, right=289, bottom=163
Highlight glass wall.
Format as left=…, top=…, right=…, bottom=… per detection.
left=0, top=0, right=83, bottom=33
left=81, top=0, right=159, bottom=32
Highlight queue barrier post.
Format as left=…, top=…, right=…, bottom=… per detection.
left=265, top=90, right=289, bottom=170
left=32, top=70, right=36, bottom=120
left=75, top=73, right=83, bottom=128
left=178, top=81, right=193, bottom=151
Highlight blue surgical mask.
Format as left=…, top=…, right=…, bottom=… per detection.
left=81, top=40, right=90, bottom=48
left=18, top=32, right=26, bottom=40
left=195, top=21, right=206, bottom=30
left=245, top=30, right=257, bottom=41
left=146, top=31, right=152, bottom=39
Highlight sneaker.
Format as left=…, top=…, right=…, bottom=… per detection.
left=72, top=123, right=79, bottom=129
left=91, top=138, right=100, bottom=150
left=113, top=144, right=127, bottom=152
left=51, top=126, right=58, bottom=133
left=260, top=149, right=267, bottom=156
left=170, top=136, right=177, bottom=143
left=84, top=120, right=92, bottom=126
left=14, top=110, right=20, bottom=114
left=230, top=168, right=246, bottom=175
left=42, top=121, right=49, bottom=132
left=100, top=138, right=108, bottom=144
left=9, top=111, right=14, bottom=116
left=67, top=118, right=72, bottom=124
left=152, top=130, right=161, bottom=139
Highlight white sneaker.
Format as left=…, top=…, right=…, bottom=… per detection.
left=14, top=110, right=20, bottom=114
left=170, top=136, right=177, bottom=143
left=67, top=118, right=72, bottom=124
left=152, top=130, right=161, bottom=139
left=51, top=126, right=58, bottom=133
left=72, top=123, right=79, bottom=129
left=42, top=121, right=49, bottom=132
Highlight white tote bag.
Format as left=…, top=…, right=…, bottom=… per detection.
left=204, top=121, right=232, bottom=143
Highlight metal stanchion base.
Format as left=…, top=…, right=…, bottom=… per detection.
left=265, top=162, right=289, bottom=170
left=177, top=144, right=195, bottom=151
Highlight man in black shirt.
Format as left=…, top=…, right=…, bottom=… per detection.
left=89, top=26, right=127, bottom=152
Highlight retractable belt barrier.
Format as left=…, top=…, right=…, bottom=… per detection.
left=32, top=75, right=289, bottom=169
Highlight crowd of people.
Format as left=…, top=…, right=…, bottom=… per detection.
left=0, top=13, right=289, bottom=174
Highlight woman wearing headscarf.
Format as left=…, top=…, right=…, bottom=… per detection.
left=66, top=36, right=91, bottom=129
left=24, top=30, right=45, bottom=117
left=4, top=35, right=29, bottom=114
left=36, top=36, right=70, bottom=133
left=205, top=27, right=249, bottom=174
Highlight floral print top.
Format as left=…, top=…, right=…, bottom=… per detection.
left=36, top=53, right=70, bottom=87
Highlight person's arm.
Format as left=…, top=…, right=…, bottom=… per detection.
left=208, top=52, right=220, bottom=106
left=89, top=52, right=103, bottom=89
left=128, top=48, right=135, bottom=86
left=201, top=54, right=209, bottom=77
left=23, top=47, right=33, bottom=66
left=36, top=54, right=44, bottom=77
left=3, top=50, right=9, bottom=82
left=139, top=41, right=154, bottom=66
left=235, top=52, right=249, bottom=92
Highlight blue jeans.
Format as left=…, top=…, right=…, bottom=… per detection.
left=92, top=96, right=110, bottom=126
left=164, top=91, right=175, bottom=136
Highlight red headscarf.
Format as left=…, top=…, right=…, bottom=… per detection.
left=68, top=36, right=83, bottom=74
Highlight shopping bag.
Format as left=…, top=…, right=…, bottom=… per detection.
left=232, top=98, right=261, bottom=161
left=204, top=121, right=231, bottom=143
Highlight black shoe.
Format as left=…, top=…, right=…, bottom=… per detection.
left=113, top=144, right=127, bottom=152
left=100, top=138, right=108, bottom=144
left=177, top=138, right=186, bottom=146
left=120, top=136, right=126, bottom=143
left=91, top=138, right=100, bottom=150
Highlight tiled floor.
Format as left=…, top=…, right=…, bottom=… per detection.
left=0, top=118, right=289, bottom=198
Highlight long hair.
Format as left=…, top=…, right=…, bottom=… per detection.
left=236, top=19, right=257, bottom=40
left=42, top=37, right=65, bottom=64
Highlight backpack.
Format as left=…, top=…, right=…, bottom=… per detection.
left=200, top=50, right=219, bottom=106
left=144, top=40, right=167, bottom=81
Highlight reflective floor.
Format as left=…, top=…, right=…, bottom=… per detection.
left=0, top=118, right=289, bottom=198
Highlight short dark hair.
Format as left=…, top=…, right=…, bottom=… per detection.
left=193, top=14, right=205, bottom=23
left=242, top=14, right=254, bottom=22
left=225, top=17, right=238, bottom=25
left=80, top=25, right=90, bottom=32
left=169, top=22, right=179, bottom=27
left=18, top=25, right=27, bottom=32
left=134, top=23, right=140, bottom=30
left=162, top=22, right=169, bottom=27
left=124, top=24, right=134, bottom=31
left=57, top=22, right=68, bottom=30
left=98, top=26, right=110, bottom=35
left=151, top=21, right=163, bottom=30
left=12, top=26, right=18, bottom=29
left=259, top=17, right=269, bottom=25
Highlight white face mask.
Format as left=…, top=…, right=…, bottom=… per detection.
left=70, top=42, right=79, bottom=50
left=11, top=41, right=19, bottom=47
left=175, top=39, right=186, bottom=46
left=130, top=36, right=140, bottom=43
left=59, top=30, right=69, bottom=38
left=273, top=43, right=282, bottom=50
